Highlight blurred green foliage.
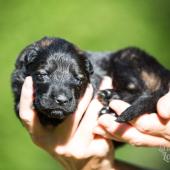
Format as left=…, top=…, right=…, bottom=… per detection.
left=0, top=0, right=170, bottom=169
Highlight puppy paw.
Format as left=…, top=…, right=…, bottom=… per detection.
left=98, top=89, right=114, bottom=105
left=99, top=106, right=116, bottom=117
left=115, top=106, right=138, bottom=123
left=115, top=116, right=128, bottom=123
left=98, top=89, right=121, bottom=106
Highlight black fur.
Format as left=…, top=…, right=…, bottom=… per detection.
left=11, top=37, right=92, bottom=125
left=11, top=37, right=170, bottom=126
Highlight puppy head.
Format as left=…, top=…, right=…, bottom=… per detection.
left=22, top=37, right=93, bottom=120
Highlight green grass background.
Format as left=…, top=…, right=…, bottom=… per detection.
left=0, top=0, right=170, bottom=169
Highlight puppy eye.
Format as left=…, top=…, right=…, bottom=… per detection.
left=126, top=82, right=138, bottom=92
left=75, top=74, right=84, bottom=84
left=75, top=74, right=84, bottom=81
left=35, top=72, right=48, bottom=81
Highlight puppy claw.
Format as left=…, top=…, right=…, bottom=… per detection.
left=98, top=89, right=113, bottom=105
left=99, top=107, right=110, bottom=116
left=115, top=116, right=127, bottom=123
left=99, top=107, right=117, bottom=118
left=98, top=91, right=106, bottom=100
left=115, top=114, right=133, bottom=123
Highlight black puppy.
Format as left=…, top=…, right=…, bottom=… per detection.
left=11, top=37, right=170, bottom=126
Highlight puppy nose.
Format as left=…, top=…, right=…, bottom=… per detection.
left=55, top=95, right=71, bottom=105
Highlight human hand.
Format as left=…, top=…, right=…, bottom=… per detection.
left=19, top=77, right=114, bottom=170
left=94, top=77, right=170, bottom=148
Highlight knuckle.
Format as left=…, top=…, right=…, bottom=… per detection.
left=164, top=134, right=170, bottom=141
left=19, top=116, right=26, bottom=123
left=19, top=111, right=26, bottom=119
left=137, top=124, right=151, bottom=134
left=129, top=138, right=143, bottom=147
left=67, top=148, right=86, bottom=159
left=72, top=152, right=85, bottom=159
left=55, top=147, right=83, bottom=158
left=164, top=129, right=170, bottom=140
left=55, top=147, right=66, bottom=156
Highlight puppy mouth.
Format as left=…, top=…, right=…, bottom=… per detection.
left=34, top=98, right=77, bottom=120
left=43, top=109, right=72, bottom=119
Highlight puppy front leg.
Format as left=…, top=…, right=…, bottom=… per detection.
left=98, top=89, right=139, bottom=118
left=98, top=89, right=121, bottom=105
left=98, top=89, right=122, bottom=117
left=98, top=89, right=163, bottom=122
left=115, top=92, right=161, bottom=122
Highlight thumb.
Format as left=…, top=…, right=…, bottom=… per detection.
left=19, top=76, right=43, bottom=133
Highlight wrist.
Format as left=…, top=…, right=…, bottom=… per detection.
left=59, top=157, right=115, bottom=170
left=56, top=157, right=88, bottom=170
left=81, top=157, right=115, bottom=170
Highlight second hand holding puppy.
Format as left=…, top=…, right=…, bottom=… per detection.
left=94, top=77, right=170, bottom=148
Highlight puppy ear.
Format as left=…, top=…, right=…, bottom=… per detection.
left=74, top=45, right=94, bottom=75
left=85, top=59, right=93, bottom=75
left=15, top=44, right=39, bottom=72
left=24, top=45, right=39, bottom=65
left=23, top=37, right=54, bottom=65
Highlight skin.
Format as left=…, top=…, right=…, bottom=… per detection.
left=94, top=77, right=170, bottom=148
left=19, top=76, right=167, bottom=170
left=19, top=76, right=115, bottom=170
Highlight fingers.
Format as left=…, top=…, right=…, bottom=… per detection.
left=53, top=84, right=94, bottom=146
left=109, top=99, right=169, bottom=137
left=108, top=85, right=170, bottom=120
left=95, top=114, right=170, bottom=147
left=70, top=84, right=94, bottom=136
left=109, top=98, right=170, bottom=144
left=52, top=88, right=93, bottom=151
left=19, top=77, right=35, bottom=130
left=62, top=98, right=103, bottom=157
left=19, top=77, right=44, bottom=134
left=109, top=100, right=131, bottom=115
left=72, top=77, right=112, bottom=144
left=99, top=76, right=113, bottom=90
left=93, top=125, right=114, bottom=139
left=62, top=99, right=104, bottom=158
left=94, top=115, right=124, bottom=142
left=130, top=113, right=168, bottom=136
left=97, top=114, right=130, bottom=142
left=99, top=99, right=170, bottom=147
left=87, top=137, right=112, bottom=158
left=157, top=90, right=170, bottom=119
left=77, top=76, right=113, bottom=134
left=73, top=99, right=103, bottom=143
left=57, top=77, right=113, bottom=157
left=65, top=77, right=113, bottom=157
left=19, top=77, right=34, bottom=122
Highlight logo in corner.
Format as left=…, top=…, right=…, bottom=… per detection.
left=159, top=145, right=170, bottom=163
